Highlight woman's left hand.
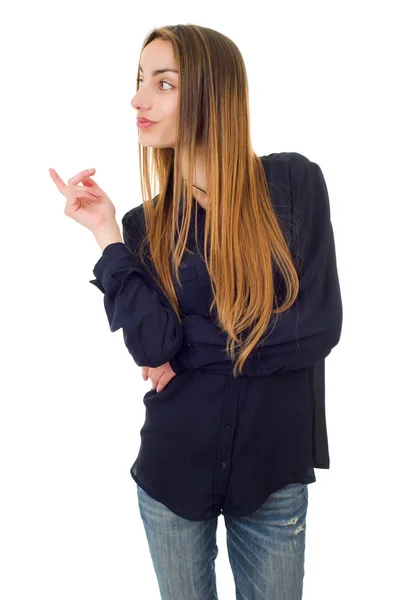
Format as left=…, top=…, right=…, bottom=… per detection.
left=142, top=362, right=178, bottom=393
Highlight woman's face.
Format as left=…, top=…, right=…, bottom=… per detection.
left=131, top=39, right=180, bottom=149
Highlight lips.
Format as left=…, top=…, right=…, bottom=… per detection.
left=137, top=117, right=156, bottom=124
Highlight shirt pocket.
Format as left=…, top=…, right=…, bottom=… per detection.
left=179, top=264, right=198, bottom=283
left=175, top=261, right=213, bottom=317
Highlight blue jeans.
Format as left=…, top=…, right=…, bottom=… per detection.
left=137, top=482, right=308, bottom=600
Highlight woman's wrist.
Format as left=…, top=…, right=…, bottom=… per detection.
left=93, top=222, right=123, bottom=252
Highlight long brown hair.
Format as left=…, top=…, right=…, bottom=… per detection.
left=135, top=24, right=300, bottom=377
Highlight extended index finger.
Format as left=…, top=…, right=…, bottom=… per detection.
left=48, top=167, right=95, bottom=192
left=48, top=168, right=67, bottom=192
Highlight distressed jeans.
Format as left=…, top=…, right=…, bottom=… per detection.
left=136, top=481, right=308, bottom=599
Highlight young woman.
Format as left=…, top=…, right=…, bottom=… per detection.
left=49, top=24, right=342, bottom=600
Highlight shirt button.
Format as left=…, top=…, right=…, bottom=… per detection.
left=221, top=462, right=227, bottom=469
left=225, top=422, right=232, bottom=428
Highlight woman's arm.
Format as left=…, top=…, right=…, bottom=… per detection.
left=89, top=240, right=185, bottom=371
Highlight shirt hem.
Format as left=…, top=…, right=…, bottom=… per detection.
left=130, top=468, right=220, bottom=522
left=130, top=467, right=317, bottom=521
left=221, top=474, right=317, bottom=519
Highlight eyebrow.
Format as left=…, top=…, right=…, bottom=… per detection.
left=139, top=65, right=179, bottom=77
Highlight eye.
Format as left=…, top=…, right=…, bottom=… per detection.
left=136, top=78, right=173, bottom=90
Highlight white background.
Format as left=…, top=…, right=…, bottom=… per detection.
left=1, top=0, right=399, bottom=598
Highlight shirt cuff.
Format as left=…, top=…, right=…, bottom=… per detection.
left=89, top=278, right=106, bottom=292
left=169, top=355, right=185, bottom=375
left=88, top=242, right=136, bottom=292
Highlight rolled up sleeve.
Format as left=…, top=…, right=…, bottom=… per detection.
left=89, top=241, right=184, bottom=369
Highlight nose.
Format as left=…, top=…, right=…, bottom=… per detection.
left=131, top=89, right=151, bottom=111
left=131, top=96, right=140, bottom=109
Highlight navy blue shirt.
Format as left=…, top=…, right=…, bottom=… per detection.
left=89, top=152, right=343, bottom=521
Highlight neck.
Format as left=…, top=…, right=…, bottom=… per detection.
left=193, top=183, right=206, bottom=194
left=181, top=148, right=207, bottom=194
